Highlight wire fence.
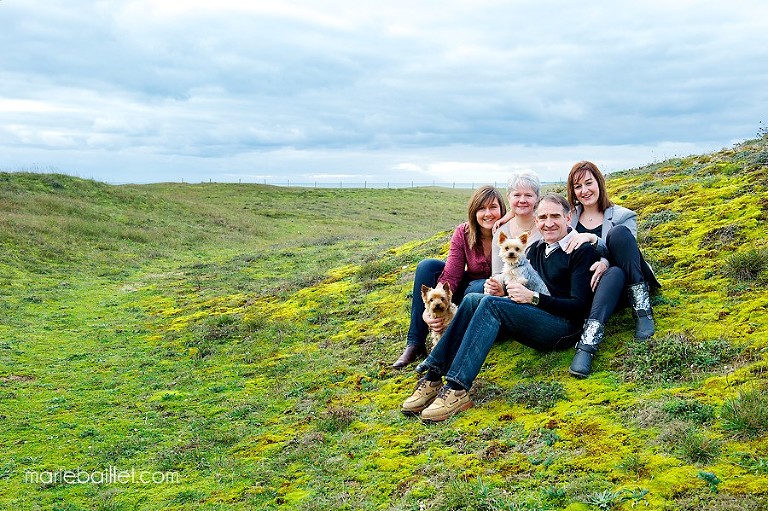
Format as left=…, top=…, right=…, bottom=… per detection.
left=267, top=181, right=479, bottom=189
left=194, top=179, right=564, bottom=189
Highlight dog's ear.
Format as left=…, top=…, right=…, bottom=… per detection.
left=421, top=284, right=430, bottom=299
left=498, top=231, right=507, bottom=243
left=441, top=282, right=452, bottom=293
left=518, top=232, right=528, bottom=244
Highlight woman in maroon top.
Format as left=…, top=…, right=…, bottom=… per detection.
left=392, top=185, right=506, bottom=368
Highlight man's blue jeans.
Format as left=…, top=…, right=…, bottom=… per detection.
left=420, top=293, right=582, bottom=390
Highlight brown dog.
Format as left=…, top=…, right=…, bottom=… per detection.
left=421, top=282, right=458, bottom=351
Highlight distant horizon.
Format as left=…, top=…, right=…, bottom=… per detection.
left=2, top=134, right=747, bottom=188
left=4, top=168, right=566, bottom=189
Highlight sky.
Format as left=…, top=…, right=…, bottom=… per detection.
left=1, top=0, right=767, bottom=186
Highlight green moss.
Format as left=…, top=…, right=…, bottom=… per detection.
left=2, top=139, right=768, bottom=509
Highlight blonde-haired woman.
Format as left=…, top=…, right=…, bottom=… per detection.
left=486, top=170, right=543, bottom=295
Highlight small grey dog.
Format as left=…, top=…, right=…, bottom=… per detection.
left=496, top=231, right=550, bottom=296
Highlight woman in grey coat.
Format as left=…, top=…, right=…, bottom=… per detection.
left=563, top=161, right=660, bottom=377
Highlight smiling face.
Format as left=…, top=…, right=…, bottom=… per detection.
left=474, top=197, right=502, bottom=234
left=536, top=198, right=571, bottom=244
left=508, top=186, right=538, bottom=218
left=572, top=170, right=600, bottom=208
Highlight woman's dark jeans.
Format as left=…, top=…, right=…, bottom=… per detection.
left=405, top=258, right=485, bottom=348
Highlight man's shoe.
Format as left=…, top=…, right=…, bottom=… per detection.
left=392, top=344, right=427, bottom=369
left=420, top=386, right=473, bottom=423
left=402, top=378, right=442, bottom=415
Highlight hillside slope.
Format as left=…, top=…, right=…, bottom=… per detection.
left=1, top=137, right=766, bottom=510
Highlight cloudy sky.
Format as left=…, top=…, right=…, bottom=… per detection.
left=2, top=1, right=766, bottom=185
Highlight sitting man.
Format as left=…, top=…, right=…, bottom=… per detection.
left=402, top=193, right=598, bottom=422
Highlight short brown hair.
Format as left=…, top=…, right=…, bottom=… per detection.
left=566, top=161, right=613, bottom=212
left=535, top=193, right=570, bottom=216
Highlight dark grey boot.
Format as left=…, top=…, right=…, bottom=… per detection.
left=628, top=282, right=655, bottom=340
left=569, top=319, right=605, bottom=378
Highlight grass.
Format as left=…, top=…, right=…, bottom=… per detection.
left=724, top=248, right=768, bottom=283
left=506, top=380, right=566, bottom=411
left=659, top=422, right=722, bottom=465
left=583, top=488, right=649, bottom=510
left=1, top=134, right=768, bottom=510
left=619, top=333, right=743, bottom=384
left=721, top=388, right=768, bottom=438
left=662, top=398, right=716, bottom=424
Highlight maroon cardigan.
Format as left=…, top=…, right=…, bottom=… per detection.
left=439, top=222, right=492, bottom=293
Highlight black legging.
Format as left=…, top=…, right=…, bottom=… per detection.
left=589, top=225, right=645, bottom=323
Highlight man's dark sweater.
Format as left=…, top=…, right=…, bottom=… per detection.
left=528, top=236, right=598, bottom=321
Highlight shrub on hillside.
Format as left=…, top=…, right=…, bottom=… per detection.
left=507, top=381, right=566, bottom=411
left=431, top=477, right=515, bottom=511
left=640, top=210, right=680, bottom=230
left=723, top=248, right=768, bottom=283
left=699, top=225, right=744, bottom=250
left=659, top=422, right=721, bottom=465
left=620, top=333, right=740, bottom=384
left=721, top=387, right=768, bottom=438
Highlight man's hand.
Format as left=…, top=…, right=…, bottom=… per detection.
left=506, top=282, right=535, bottom=304
left=484, top=278, right=506, bottom=296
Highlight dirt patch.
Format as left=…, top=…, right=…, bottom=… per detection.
left=0, top=374, right=36, bottom=383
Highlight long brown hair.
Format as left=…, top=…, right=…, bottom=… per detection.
left=566, top=161, right=613, bottom=212
left=466, top=185, right=506, bottom=250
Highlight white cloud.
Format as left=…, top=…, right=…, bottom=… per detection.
left=0, top=0, right=766, bottom=184
left=394, top=163, right=424, bottom=173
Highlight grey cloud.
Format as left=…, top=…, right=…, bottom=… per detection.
left=1, top=0, right=766, bottom=184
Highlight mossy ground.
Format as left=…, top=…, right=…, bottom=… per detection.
left=1, top=138, right=767, bottom=510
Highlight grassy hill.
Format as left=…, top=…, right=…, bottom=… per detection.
left=1, top=136, right=766, bottom=510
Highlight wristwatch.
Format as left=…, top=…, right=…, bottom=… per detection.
left=531, top=291, right=540, bottom=306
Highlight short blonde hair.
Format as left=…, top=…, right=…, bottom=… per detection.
left=507, top=170, right=541, bottom=198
